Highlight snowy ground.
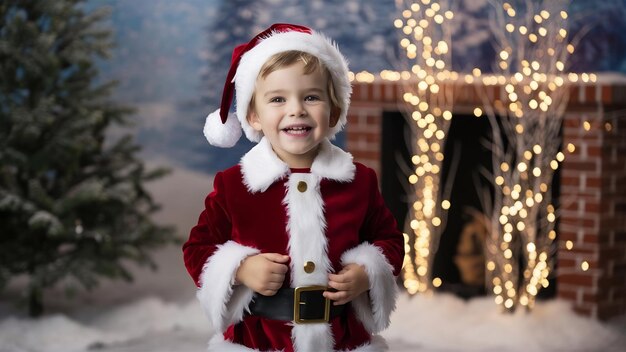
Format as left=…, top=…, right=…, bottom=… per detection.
left=2, top=280, right=625, bottom=352
left=1, top=166, right=625, bottom=352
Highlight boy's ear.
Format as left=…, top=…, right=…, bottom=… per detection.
left=247, top=109, right=263, bottom=131
left=329, top=106, right=341, bottom=128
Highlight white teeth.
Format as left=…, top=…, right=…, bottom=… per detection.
left=283, top=126, right=310, bottom=131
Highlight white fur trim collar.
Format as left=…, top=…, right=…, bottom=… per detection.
left=240, top=137, right=355, bottom=193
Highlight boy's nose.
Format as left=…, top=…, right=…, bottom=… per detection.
left=287, top=100, right=306, bottom=117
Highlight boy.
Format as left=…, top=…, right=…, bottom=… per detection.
left=183, top=23, right=403, bottom=352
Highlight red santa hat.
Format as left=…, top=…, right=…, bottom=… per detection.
left=204, top=23, right=352, bottom=147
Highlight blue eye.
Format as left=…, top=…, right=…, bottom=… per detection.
left=305, top=95, right=321, bottom=101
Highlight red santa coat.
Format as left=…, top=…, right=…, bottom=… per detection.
left=183, top=137, right=404, bottom=352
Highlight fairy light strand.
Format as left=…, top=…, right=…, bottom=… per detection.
left=348, top=0, right=593, bottom=313
left=393, top=0, right=455, bottom=294
left=476, top=0, right=574, bottom=312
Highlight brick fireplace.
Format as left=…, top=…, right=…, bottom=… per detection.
left=345, top=75, right=626, bottom=321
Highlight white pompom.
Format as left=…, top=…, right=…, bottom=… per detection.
left=203, top=109, right=242, bottom=148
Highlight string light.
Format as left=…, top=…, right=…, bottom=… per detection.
left=475, top=0, right=575, bottom=312
left=396, top=0, right=454, bottom=294
left=386, top=1, right=588, bottom=313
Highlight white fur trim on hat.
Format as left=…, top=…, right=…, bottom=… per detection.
left=204, top=109, right=243, bottom=148
left=234, top=30, right=351, bottom=143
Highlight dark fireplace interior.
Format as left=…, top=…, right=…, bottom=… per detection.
left=381, top=110, right=558, bottom=299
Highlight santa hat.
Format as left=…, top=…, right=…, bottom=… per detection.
left=204, top=23, right=352, bottom=148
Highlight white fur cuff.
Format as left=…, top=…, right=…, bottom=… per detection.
left=341, top=243, right=398, bottom=334
left=197, top=240, right=260, bottom=333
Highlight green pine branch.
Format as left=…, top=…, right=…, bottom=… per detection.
left=0, top=0, right=175, bottom=317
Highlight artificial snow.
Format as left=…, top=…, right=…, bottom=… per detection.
left=0, top=293, right=624, bottom=352
left=385, top=293, right=625, bottom=351
left=0, top=298, right=207, bottom=352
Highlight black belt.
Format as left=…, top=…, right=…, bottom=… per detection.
left=248, top=286, right=346, bottom=324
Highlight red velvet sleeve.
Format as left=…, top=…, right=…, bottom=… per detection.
left=182, top=171, right=232, bottom=286
left=360, top=167, right=404, bottom=276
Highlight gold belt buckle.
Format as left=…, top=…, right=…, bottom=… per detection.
left=293, top=285, right=330, bottom=324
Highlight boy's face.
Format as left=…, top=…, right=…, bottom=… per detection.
left=248, top=61, right=340, bottom=168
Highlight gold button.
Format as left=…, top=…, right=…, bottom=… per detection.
left=304, top=261, right=315, bottom=273
left=297, top=181, right=307, bottom=193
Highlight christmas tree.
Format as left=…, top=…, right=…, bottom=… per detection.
left=0, top=0, right=174, bottom=317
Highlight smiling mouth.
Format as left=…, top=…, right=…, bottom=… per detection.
left=282, top=126, right=312, bottom=135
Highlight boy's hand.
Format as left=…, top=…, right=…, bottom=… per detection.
left=235, top=253, right=290, bottom=296
left=323, top=263, right=370, bottom=305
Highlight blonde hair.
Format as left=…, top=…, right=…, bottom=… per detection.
left=250, top=51, right=340, bottom=110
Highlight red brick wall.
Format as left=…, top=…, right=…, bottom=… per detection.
left=347, top=77, right=626, bottom=320
left=559, top=108, right=604, bottom=318
left=600, top=108, right=626, bottom=319
left=558, top=84, right=626, bottom=320
left=346, top=83, right=403, bottom=176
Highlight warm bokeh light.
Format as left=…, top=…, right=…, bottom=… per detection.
left=392, top=0, right=589, bottom=314
left=473, top=1, right=574, bottom=313
left=397, top=0, right=454, bottom=294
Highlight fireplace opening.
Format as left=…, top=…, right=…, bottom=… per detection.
left=381, top=110, right=558, bottom=300
left=434, top=113, right=493, bottom=298
left=381, top=111, right=411, bottom=234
